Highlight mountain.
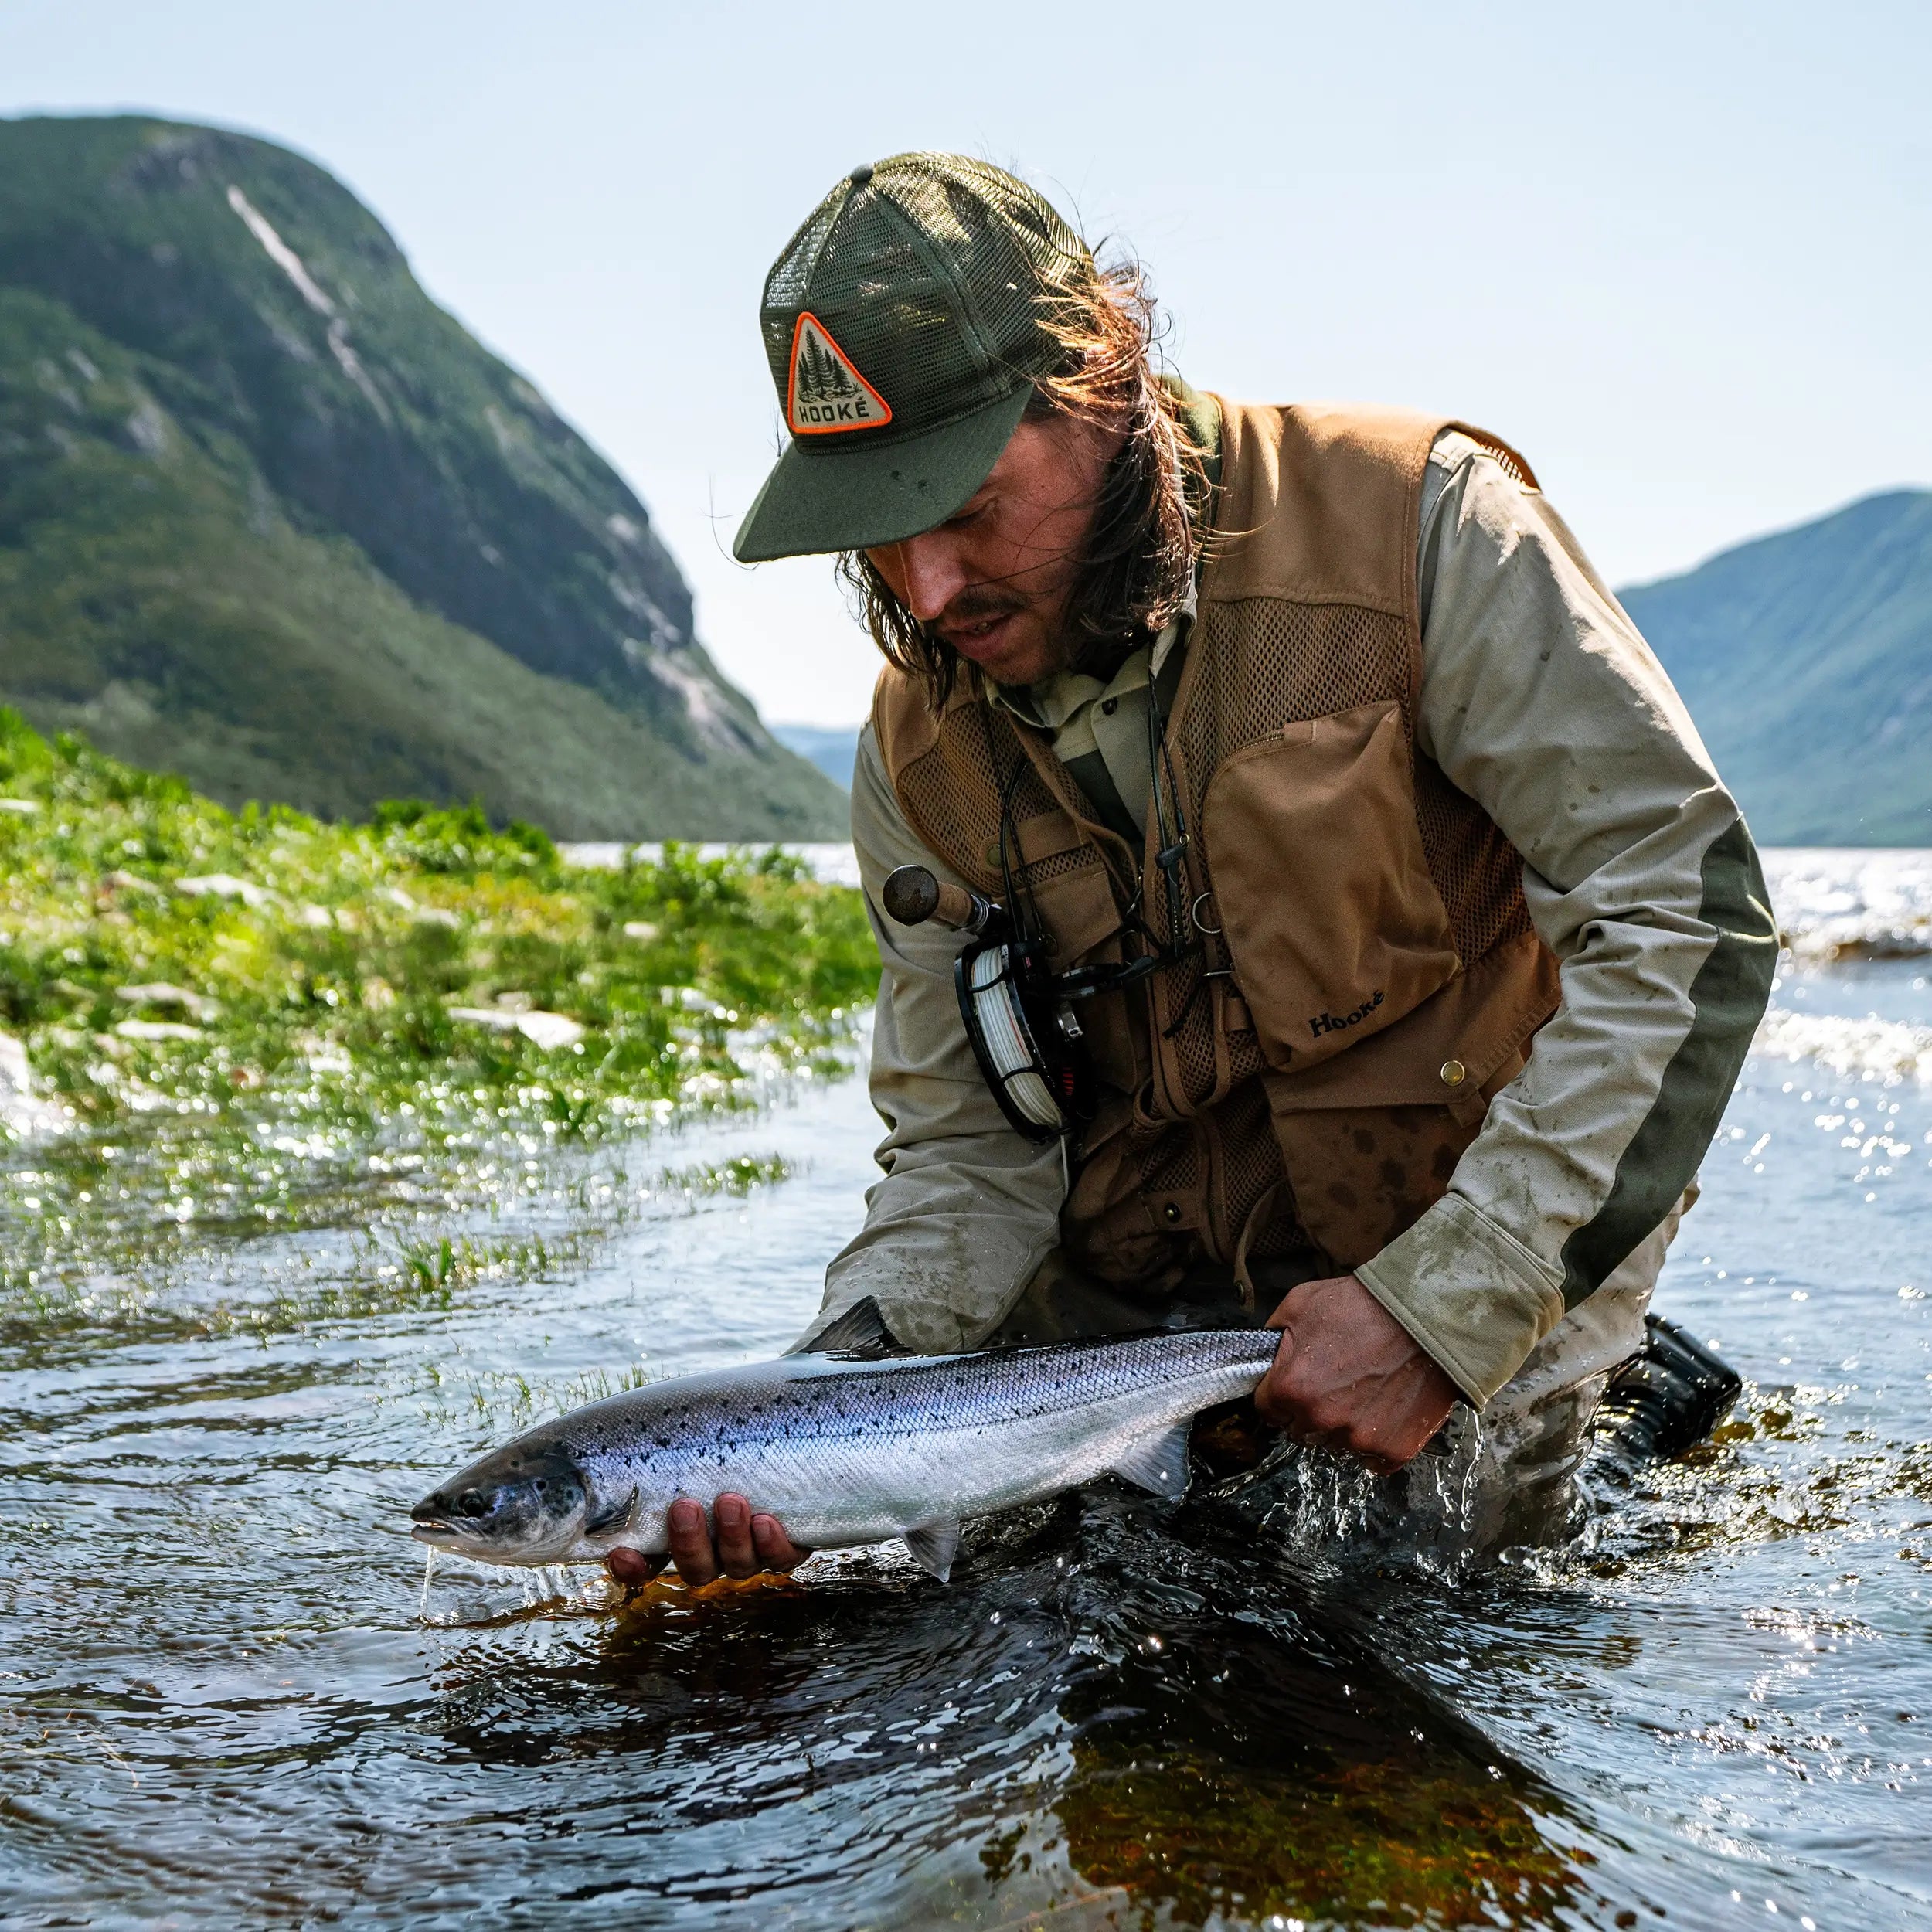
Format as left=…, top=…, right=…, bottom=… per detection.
left=0, top=114, right=844, bottom=838
left=1622, top=489, right=1932, bottom=846
left=770, top=723, right=860, bottom=792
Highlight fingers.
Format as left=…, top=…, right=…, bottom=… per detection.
left=750, top=1512, right=810, bottom=1572
left=666, top=1496, right=719, bottom=1585
left=713, top=1495, right=762, bottom=1580
left=1264, top=1374, right=1454, bottom=1469
left=658, top=1495, right=809, bottom=1586
left=604, top=1545, right=667, bottom=1590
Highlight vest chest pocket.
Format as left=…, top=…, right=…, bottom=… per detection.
left=1202, top=699, right=1461, bottom=1072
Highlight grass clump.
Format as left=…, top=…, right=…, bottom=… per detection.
left=0, top=711, right=872, bottom=1287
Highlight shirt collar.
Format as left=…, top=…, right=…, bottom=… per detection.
left=989, top=592, right=1196, bottom=729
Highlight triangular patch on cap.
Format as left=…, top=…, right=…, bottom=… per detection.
left=787, top=311, right=893, bottom=436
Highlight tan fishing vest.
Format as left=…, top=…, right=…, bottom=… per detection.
left=874, top=400, right=1561, bottom=1303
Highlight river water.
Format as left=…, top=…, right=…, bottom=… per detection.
left=2, top=851, right=1929, bottom=1930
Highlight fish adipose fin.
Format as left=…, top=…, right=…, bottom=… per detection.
left=1111, top=1421, right=1193, bottom=1500
left=791, top=1294, right=913, bottom=1361
left=903, top=1519, right=962, bottom=1582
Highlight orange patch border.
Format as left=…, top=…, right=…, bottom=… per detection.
left=787, top=311, right=893, bottom=437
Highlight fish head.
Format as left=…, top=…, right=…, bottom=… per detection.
left=410, top=1439, right=591, bottom=1564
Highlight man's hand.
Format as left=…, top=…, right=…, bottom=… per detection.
left=1257, top=1274, right=1458, bottom=1473
left=604, top=1495, right=810, bottom=1590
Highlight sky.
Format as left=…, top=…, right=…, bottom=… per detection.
left=3, top=0, right=1928, bottom=725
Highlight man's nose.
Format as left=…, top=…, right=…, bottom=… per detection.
left=891, top=536, right=971, bottom=625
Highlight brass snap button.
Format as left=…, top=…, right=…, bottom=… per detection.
left=1440, top=1059, right=1467, bottom=1088
left=1162, top=1202, right=1182, bottom=1226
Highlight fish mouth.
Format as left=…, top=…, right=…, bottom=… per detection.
left=409, top=1493, right=487, bottom=1546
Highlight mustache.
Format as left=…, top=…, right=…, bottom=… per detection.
left=930, top=584, right=1030, bottom=639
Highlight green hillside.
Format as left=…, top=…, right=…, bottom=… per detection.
left=0, top=114, right=844, bottom=838
left=1622, top=489, right=1932, bottom=845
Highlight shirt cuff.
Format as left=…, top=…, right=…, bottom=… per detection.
left=1354, top=1192, right=1566, bottom=1406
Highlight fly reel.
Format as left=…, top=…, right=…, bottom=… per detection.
left=881, top=864, right=1091, bottom=1143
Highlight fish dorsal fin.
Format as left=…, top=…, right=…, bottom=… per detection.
left=794, top=1294, right=912, bottom=1361
left=1112, top=1421, right=1192, bottom=1501
left=903, top=1519, right=962, bottom=1582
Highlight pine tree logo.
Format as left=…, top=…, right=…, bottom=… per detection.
left=787, top=312, right=893, bottom=436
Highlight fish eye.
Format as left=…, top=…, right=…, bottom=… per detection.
left=457, top=1489, right=489, bottom=1518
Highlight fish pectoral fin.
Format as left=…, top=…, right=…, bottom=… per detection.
left=903, top=1519, right=962, bottom=1583
left=1111, top=1421, right=1193, bottom=1501
left=583, top=1488, right=638, bottom=1536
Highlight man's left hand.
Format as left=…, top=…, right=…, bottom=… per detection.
left=1257, top=1274, right=1459, bottom=1473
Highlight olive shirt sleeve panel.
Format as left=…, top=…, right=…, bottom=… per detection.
left=804, top=722, right=1068, bottom=1355
left=1352, top=433, right=1777, bottom=1406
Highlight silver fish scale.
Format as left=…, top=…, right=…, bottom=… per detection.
left=566, top=1327, right=1272, bottom=1456
left=542, top=1327, right=1282, bottom=1563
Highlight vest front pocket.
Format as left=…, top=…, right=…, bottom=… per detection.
left=1202, top=699, right=1460, bottom=1071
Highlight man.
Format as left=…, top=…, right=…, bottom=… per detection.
left=608, top=154, right=1775, bottom=1591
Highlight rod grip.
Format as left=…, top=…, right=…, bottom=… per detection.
left=882, top=864, right=980, bottom=931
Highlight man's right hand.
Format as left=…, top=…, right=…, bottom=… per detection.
left=604, top=1494, right=810, bottom=1590
left=1257, top=1273, right=1458, bottom=1473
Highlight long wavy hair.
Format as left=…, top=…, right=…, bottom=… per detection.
left=834, top=248, right=1211, bottom=710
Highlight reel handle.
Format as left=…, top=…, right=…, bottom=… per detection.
left=882, top=864, right=1001, bottom=937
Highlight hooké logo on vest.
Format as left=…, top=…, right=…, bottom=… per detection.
left=1309, top=991, right=1384, bottom=1039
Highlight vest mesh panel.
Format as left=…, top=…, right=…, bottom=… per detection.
left=1412, top=759, right=1536, bottom=961
left=1216, top=1080, right=1301, bottom=1261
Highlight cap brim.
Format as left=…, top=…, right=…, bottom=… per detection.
left=732, top=384, right=1032, bottom=563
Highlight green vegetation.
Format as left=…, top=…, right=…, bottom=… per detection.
left=0, top=711, right=873, bottom=1301
left=0, top=114, right=845, bottom=838
left=1624, top=488, right=1932, bottom=845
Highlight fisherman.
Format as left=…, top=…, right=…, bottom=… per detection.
left=610, top=154, right=1776, bottom=1591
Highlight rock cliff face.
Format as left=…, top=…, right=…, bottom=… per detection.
left=0, top=114, right=844, bottom=837
left=1624, top=490, right=1932, bottom=846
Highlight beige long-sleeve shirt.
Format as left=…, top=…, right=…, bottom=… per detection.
left=818, top=427, right=1777, bottom=1403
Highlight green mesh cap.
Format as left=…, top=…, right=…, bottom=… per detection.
left=733, top=153, right=1093, bottom=563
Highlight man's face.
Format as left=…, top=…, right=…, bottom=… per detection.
left=862, top=413, right=1118, bottom=689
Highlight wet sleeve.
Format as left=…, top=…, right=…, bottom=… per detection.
left=804, top=723, right=1068, bottom=1354
left=1352, top=435, right=1777, bottom=1406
